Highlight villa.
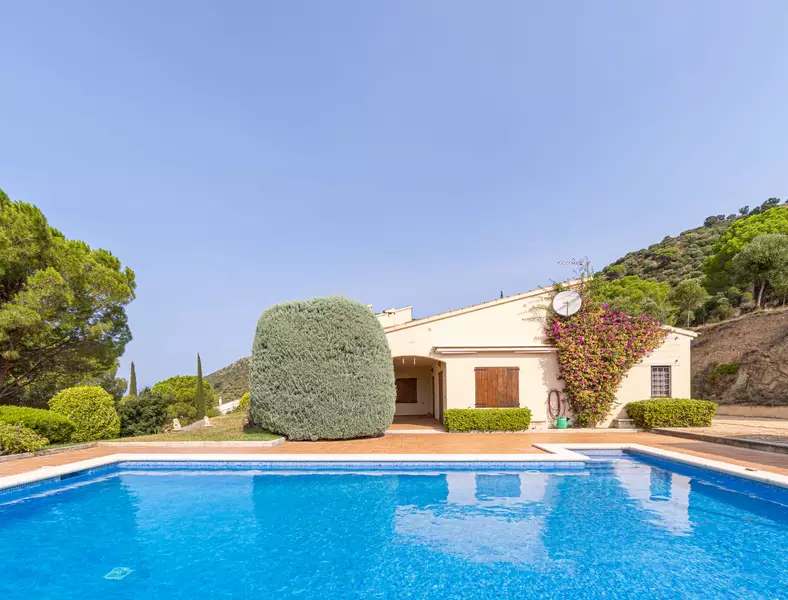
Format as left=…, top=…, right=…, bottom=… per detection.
left=378, top=285, right=697, bottom=427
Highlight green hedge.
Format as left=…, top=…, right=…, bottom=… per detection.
left=250, top=297, right=396, bottom=440
left=49, top=386, right=121, bottom=442
left=0, top=406, right=75, bottom=443
left=444, top=408, right=532, bottom=432
left=626, top=398, right=717, bottom=429
left=0, top=422, right=49, bottom=454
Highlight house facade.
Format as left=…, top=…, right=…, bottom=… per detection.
left=377, top=285, right=696, bottom=428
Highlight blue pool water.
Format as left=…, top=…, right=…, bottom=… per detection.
left=1, top=453, right=786, bottom=599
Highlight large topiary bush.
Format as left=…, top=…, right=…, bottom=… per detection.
left=0, top=406, right=75, bottom=443
left=49, top=386, right=120, bottom=441
left=626, top=398, right=717, bottom=429
left=0, top=422, right=49, bottom=454
left=250, top=297, right=396, bottom=440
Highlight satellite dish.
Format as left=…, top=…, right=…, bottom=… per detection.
left=552, top=290, right=582, bottom=317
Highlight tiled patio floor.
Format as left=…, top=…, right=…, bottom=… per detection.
left=3, top=431, right=788, bottom=478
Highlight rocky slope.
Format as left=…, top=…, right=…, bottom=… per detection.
left=692, top=308, right=788, bottom=405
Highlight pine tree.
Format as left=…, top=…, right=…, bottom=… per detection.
left=195, top=353, right=206, bottom=420
left=129, top=361, right=138, bottom=397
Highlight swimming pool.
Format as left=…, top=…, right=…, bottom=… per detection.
left=1, top=452, right=786, bottom=599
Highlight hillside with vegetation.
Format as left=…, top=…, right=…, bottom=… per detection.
left=598, top=198, right=788, bottom=326
left=206, top=357, right=251, bottom=400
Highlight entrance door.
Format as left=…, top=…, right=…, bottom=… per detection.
left=474, top=367, right=519, bottom=408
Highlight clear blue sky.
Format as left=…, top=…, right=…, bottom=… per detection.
left=1, top=1, right=787, bottom=388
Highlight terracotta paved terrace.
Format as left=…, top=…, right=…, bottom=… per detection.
left=2, top=431, right=788, bottom=478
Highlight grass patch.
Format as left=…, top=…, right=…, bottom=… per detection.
left=113, top=411, right=280, bottom=442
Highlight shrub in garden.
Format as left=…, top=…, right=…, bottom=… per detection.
left=234, top=392, right=250, bottom=414
left=444, top=408, right=532, bottom=432
left=626, top=398, right=717, bottom=429
left=117, top=388, right=171, bottom=437
left=0, top=422, right=48, bottom=454
left=49, top=386, right=120, bottom=441
left=0, top=406, right=75, bottom=443
left=250, top=296, right=396, bottom=440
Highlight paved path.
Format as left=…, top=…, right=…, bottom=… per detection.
left=3, top=431, right=788, bottom=478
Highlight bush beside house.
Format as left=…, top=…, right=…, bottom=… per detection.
left=0, top=422, right=49, bottom=454
left=626, top=398, right=717, bottom=429
left=49, top=386, right=120, bottom=442
left=249, top=297, right=396, bottom=440
left=0, top=406, right=75, bottom=443
left=444, top=408, right=532, bottom=432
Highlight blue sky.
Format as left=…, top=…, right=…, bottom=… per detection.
left=1, top=1, right=787, bottom=388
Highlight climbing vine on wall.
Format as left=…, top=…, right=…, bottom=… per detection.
left=545, top=300, right=667, bottom=427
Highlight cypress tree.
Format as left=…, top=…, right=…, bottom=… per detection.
left=195, top=353, right=206, bottom=419
left=129, top=361, right=138, bottom=397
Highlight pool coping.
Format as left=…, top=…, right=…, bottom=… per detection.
left=1, top=443, right=786, bottom=492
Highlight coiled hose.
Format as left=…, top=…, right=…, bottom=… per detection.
left=547, top=388, right=568, bottom=423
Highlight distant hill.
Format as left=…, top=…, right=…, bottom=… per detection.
left=600, top=214, right=736, bottom=286
left=601, top=199, right=784, bottom=287
left=206, top=357, right=250, bottom=401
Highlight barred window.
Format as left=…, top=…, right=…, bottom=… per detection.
left=651, top=366, right=671, bottom=398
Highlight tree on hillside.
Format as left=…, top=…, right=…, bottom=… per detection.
left=595, top=276, right=672, bottom=321
left=704, top=205, right=788, bottom=293
left=129, top=362, right=138, bottom=397
left=731, top=234, right=788, bottom=308
left=670, top=279, right=709, bottom=327
left=0, top=189, right=136, bottom=404
left=195, top=354, right=205, bottom=420
left=152, top=375, right=215, bottom=424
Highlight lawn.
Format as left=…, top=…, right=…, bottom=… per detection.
left=114, top=411, right=281, bottom=442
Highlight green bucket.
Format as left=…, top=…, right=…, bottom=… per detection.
left=555, top=416, right=569, bottom=429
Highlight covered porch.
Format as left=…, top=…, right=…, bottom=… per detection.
left=393, top=355, right=446, bottom=422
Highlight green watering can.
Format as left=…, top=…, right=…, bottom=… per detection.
left=554, top=416, right=570, bottom=429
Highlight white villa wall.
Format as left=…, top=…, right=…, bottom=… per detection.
left=383, top=288, right=695, bottom=427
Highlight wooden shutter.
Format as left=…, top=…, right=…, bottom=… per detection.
left=475, top=367, right=519, bottom=408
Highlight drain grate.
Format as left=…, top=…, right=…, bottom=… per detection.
left=104, top=567, right=134, bottom=580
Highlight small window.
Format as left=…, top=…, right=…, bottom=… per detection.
left=651, top=366, right=671, bottom=398
left=395, top=378, right=418, bottom=404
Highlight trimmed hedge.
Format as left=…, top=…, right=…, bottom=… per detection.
left=49, top=386, right=121, bottom=442
left=444, top=408, right=532, bottom=432
left=0, top=422, right=49, bottom=454
left=626, top=398, right=717, bottom=429
left=250, top=297, right=396, bottom=440
left=0, top=406, right=75, bottom=443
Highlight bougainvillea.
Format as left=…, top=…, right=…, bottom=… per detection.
left=545, top=302, right=667, bottom=427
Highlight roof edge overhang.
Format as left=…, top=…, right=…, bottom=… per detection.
left=433, top=345, right=557, bottom=355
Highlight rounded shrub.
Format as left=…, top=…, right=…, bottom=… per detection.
left=49, top=386, right=120, bottom=442
left=0, top=406, right=75, bottom=443
left=250, top=296, right=396, bottom=440
left=117, top=388, right=171, bottom=437
left=0, top=422, right=49, bottom=454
